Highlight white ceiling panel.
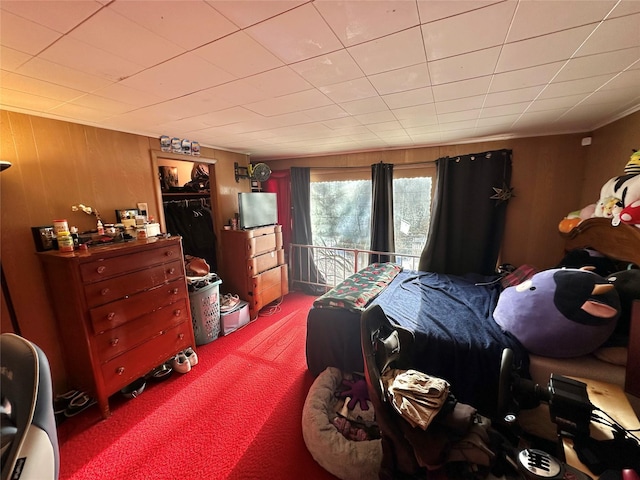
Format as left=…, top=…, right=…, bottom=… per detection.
left=1, top=0, right=638, bottom=160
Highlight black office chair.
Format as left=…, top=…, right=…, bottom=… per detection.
left=361, top=305, right=498, bottom=480
left=1, top=333, right=59, bottom=480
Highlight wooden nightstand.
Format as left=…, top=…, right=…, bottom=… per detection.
left=562, top=377, right=640, bottom=476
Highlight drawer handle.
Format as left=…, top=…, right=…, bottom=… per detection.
left=168, top=267, right=176, bottom=275
left=116, top=367, right=125, bottom=375
left=110, top=338, right=119, bottom=346
left=171, top=288, right=179, bottom=295
left=97, top=266, right=106, bottom=274
left=165, top=250, right=174, bottom=257
left=174, top=309, right=181, bottom=316
left=107, top=312, right=115, bottom=321
left=101, top=288, right=110, bottom=296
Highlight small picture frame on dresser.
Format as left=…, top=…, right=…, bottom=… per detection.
left=31, top=226, right=55, bottom=251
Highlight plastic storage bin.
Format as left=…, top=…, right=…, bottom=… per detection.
left=188, top=274, right=222, bottom=346
left=220, top=300, right=250, bottom=335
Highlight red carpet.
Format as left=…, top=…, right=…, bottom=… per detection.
left=57, top=291, right=338, bottom=480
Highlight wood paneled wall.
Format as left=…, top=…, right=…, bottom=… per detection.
left=1, top=108, right=638, bottom=392
left=0, top=111, right=249, bottom=390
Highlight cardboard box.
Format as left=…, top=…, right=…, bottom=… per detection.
left=220, top=300, right=249, bottom=335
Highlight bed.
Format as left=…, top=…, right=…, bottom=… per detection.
left=305, top=218, right=640, bottom=418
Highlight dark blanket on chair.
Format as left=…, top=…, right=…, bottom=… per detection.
left=372, top=270, right=529, bottom=417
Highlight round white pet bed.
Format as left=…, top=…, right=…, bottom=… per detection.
left=302, top=367, right=382, bottom=480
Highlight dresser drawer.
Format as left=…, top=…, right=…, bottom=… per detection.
left=84, top=260, right=183, bottom=308
left=247, top=249, right=284, bottom=276
left=246, top=233, right=277, bottom=258
left=94, top=298, right=190, bottom=362
left=90, top=279, right=187, bottom=335
left=101, top=322, right=192, bottom=395
left=80, top=243, right=182, bottom=283
left=252, top=264, right=288, bottom=294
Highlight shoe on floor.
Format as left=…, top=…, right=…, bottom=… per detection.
left=171, top=352, right=191, bottom=374
left=220, top=293, right=240, bottom=312
left=64, top=392, right=96, bottom=417
left=184, top=347, right=198, bottom=367
left=54, top=389, right=81, bottom=415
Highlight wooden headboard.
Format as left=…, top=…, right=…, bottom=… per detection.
left=561, top=217, right=640, bottom=267
left=563, top=218, right=640, bottom=398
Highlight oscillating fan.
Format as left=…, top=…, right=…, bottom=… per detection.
left=234, top=162, right=272, bottom=183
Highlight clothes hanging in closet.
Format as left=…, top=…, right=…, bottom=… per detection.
left=163, top=198, right=217, bottom=272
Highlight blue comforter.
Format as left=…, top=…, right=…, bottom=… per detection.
left=371, top=270, right=529, bottom=416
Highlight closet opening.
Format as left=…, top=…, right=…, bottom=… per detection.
left=150, top=150, right=219, bottom=273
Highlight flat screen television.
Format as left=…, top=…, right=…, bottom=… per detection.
left=238, top=192, right=278, bottom=229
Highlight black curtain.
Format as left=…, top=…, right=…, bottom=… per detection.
left=419, top=149, right=512, bottom=276
left=290, top=167, right=326, bottom=294
left=369, top=162, right=395, bottom=264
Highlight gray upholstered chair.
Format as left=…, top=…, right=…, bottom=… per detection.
left=1, top=333, right=59, bottom=480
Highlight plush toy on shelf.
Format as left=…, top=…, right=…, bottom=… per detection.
left=593, top=149, right=640, bottom=226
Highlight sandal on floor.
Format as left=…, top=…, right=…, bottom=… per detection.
left=64, top=392, right=96, bottom=417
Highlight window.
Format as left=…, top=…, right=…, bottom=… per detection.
left=309, top=166, right=433, bottom=281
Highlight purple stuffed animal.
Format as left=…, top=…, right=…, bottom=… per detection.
left=493, top=268, right=620, bottom=357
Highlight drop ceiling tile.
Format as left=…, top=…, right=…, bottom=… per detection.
left=17, top=57, right=112, bottom=92
left=416, top=1, right=500, bottom=24
left=576, top=13, right=640, bottom=57
left=527, top=94, right=589, bottom=112
left=0, top=0, right=103, bottom=34
left=580, top=85, right=640, bottom=107
left=439, top=119, right=478, bottom=132
left=183, top=107, right=263, bottom=129
left=496, top=25, right=594, bottom=73
left=319, top=77, right=377, bottom=103
left=382, top=87, right=434, bottom=109
left=428, top=47, right=500, bottom=85
left=205, top=78, right=269, bottom=107
left=553, top=47, right=640, bottom=82
left=40, top=36, right=145, bottom=82
left=66, top=94, right=135, bottom=115
left=0, top=9, right=62, bottom=55
left=365, top=120, right=404, bottom=133
left=194, top=31, right=283, bottom=78
left=476, top=114, right=521, bottom=127
left=609, top=0, right=640, bottom=17
left=348, top=27, right=426, bottom=75
left=245, top=3, right=343, bottom=64
left=538, top=74, right=617, bottom=100
left=110, top=1, right=238, bottom=50
left=393, top=103, right=437, bottom=121
left=507, top=1, right=616, bottom=43
left=368, top=63, right=431, bottom=95
left=119, top=52, right=236, bottom=99
left=432, top=77, right=491, bottom=102
left=152, top=91, right=235, bottom=119
left=484, top=86, right=545, bottom=108
left=600, top=68, right=640, bottom=90
left=92, top=83, right=165, bottom=108
left=422, top=2, right=515, bottom=61
left=0, top=88, right=64, bottom=111
left=207, top=0, right=306, bottom=28
left=0, top=46, right=31, bottom=71
left=323, top=116, right=364, bottom=130
left=244, top=89, right=332, bottom=116
left=0, top=71, right=84, bottom=102
left=303, top=105, right=350, bottom=121
left=314, top=0, right=420, bottom=47
left=354, top=110, right=396, bottom=125
left=514, top=109, right=568, bottom=127
left=436, top=95, right=484, bottom=114
left=49, top=102, right=112, bottom=122
left=289, top=49, right=364, bottom=87
left=436, top=109, right=480, bottom=125
left=489, top=62, right=565, bottom=93
left=339, top=96, right=388, bottom=115
left=244, top=67, right=314, bottom=98
left=68, top=8, right=185, bottom=68
left=479, top=101, right=530, bottom=118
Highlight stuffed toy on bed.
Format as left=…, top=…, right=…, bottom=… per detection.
left=493, top=268, right=620, bottom=358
